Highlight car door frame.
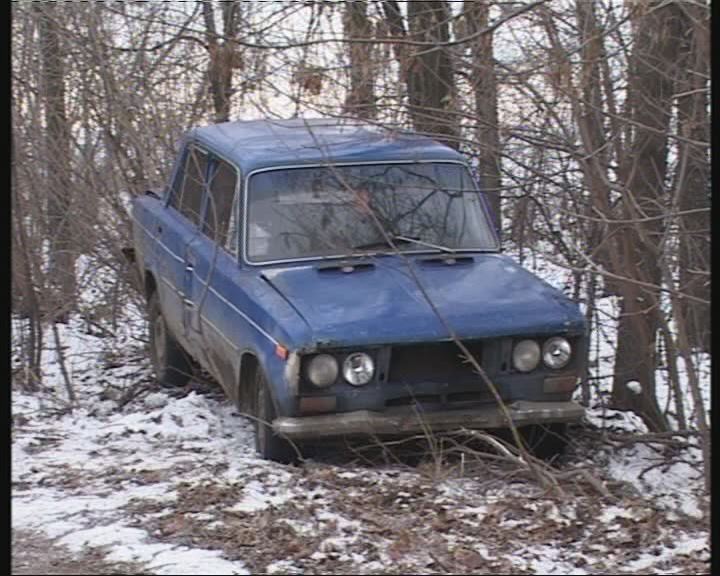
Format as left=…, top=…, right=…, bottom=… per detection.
left=184, top=149, right=245, bottom=386
left=159, top=140, right=211, bottom=355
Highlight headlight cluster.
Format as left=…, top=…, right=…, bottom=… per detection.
left=305, top=354, right=338, bottom=387
left=542, top=337, right=572, bottom=369
left=305, top=352, right=375, bottom=387
left=343, top=353, right=374, bottom=386
left=512, top=337, right=572, bottom=372
left=512, top=340, right=541, bottom=372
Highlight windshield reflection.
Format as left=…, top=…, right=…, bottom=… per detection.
left=246, top=163, right=498, bottom=263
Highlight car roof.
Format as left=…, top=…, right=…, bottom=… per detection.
left=187, top=118, right=465, bottom=174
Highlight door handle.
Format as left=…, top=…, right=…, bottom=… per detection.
left=186, top=252, right=197, bottom=271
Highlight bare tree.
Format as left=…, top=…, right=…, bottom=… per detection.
left=381, top=1, right=458, bottom=146
left=609, top=2, right=684, bottom=431
left=674, top=1, right=710, bottom=353
left=36, top=2, right=76, bottom=320
left=463, top=0, right=501, bottom=233
left=343, top=1, right=376, bottom=119
left=202, top=0, right=242, bottom=123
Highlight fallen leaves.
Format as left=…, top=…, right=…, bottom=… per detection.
left=11, top=327, right=710, bottom=576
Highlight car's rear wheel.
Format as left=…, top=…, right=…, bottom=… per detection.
left=148, top=293, right=192, bottom=388
left=254, top=369, right=295, bottom=463
left=521, top=423, right=569, bottom=461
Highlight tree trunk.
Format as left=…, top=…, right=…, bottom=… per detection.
left=405, top=1, right=458, bottom=148
left=675, top=2, right=710, bottom=352
left=463, top=0, right=501, bottom=234
left=611, top=2, right=683, bottom=431
left=36, top=2, right=76, bottom=321
left=343, top=1, right=375, bottom=119
left=573, top=0, right=619, bottom=296
left=380, top=1, right=407, bottom=68
left=202, top=0, right=240, bottom=123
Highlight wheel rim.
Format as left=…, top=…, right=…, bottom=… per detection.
left=153, top=315, right=167, bottom=369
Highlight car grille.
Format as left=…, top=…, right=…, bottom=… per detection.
left=385, top=391, right=489, bottom=409
left=388, top=341, right=484, bottom=385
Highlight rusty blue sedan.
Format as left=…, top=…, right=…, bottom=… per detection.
left=130, top=118, right=587, bottom=462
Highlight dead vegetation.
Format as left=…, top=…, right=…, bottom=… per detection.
left=12, top=332, right=709, bottom=574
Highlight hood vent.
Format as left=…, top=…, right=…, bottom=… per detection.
left=419, top=255, right=474, bottom=266
left=317, top=260, right=375, bottom=274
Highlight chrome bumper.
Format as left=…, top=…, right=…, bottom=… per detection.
left=272, top=400, right=584, bottom=440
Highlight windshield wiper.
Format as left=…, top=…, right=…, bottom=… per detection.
left=351, top=235, right=456, bottom=254
left=351, top=236, right=413, bottom=251
left=393, top=235, right=456, bottom=254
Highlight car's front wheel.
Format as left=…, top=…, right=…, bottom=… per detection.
left=148, top=293, right=192, bottom=388
left=254, top=369, right=295, bottom=463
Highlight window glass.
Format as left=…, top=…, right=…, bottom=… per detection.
left=167, top=148, right=187, bottom=209
left=178, top=147, right=208, bottom=225
left=225, top=192, right=239, bottom=256
left=204, top=158, right=238, bottom=250
left=246, top=163, right=498, bottom=262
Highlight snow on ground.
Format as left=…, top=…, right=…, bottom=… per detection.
left=12, top=317, right=252, bottom=575
left=516, top=250, right=710, bottom=521
left=11, top=258, right=710, bottom=575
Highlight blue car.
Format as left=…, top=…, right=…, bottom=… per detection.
left=131, top=118, right=587, bottom=462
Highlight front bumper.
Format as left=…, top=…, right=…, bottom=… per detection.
left=273, top=400, right=584, bottom=440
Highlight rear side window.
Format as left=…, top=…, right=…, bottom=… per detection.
left=204, top=158, right=238, bottom=252
left=174, top=147, right=208, bottom=225
left=225, top=193, right=239, bottom=256
left=168, top=148, right=187, bottom=208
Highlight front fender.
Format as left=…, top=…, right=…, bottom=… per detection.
left=252, top=344, right=299, bottom=417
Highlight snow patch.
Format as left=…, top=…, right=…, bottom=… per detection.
left=625, top=380, right=642, bottom=395
left=229, top=479, right=295, bottom=513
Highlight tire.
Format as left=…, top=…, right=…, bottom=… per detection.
left=254, top=369, right=295, bottom=463
left=521, top=423, right=569, bottom=461
left=148, top=292, right=192, bottom=388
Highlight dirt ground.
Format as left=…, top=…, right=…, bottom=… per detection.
left=12, top=529, right=146, bottom=575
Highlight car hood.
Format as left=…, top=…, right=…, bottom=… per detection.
left=261, top=254, right=585, bottom=349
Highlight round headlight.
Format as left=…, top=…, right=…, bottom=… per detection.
left=513, top=340, right=541, bottom=372
left=306, top=354, right=338, bottom=387
left=342, top=353, right=374, bottom=386
left=543, top=337, right=572, bottom=369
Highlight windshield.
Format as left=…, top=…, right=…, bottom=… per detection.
left=246, top=162, right=498, bottom=263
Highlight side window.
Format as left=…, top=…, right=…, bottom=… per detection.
left=225, top=192, right=239, bottom=256
left=204, top=158, right=239, bottom=253
left=167, top=147, right=187, bottom=209
left=178, top=147, right=208, bottom=225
